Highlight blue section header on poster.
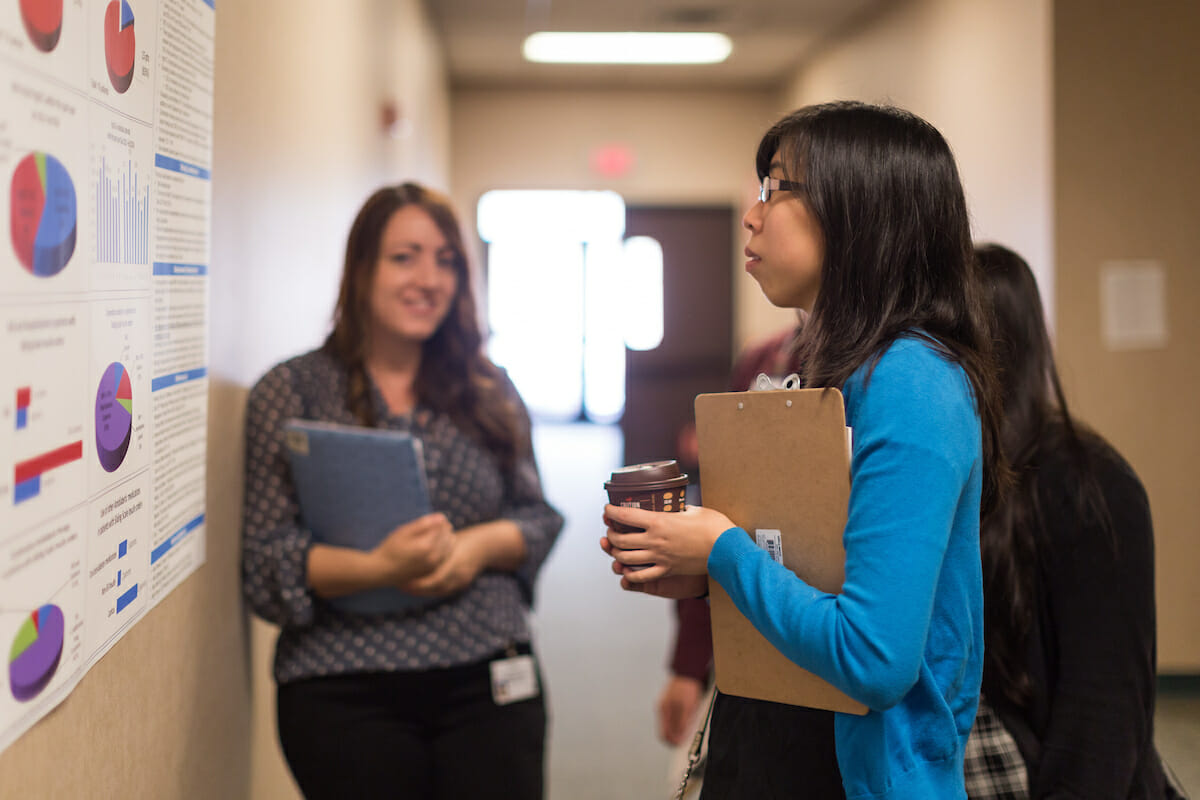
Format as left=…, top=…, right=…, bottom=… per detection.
left=152, top=262, right=208, bottom=276
left=151, top=367, right=208, bottom=392
left=154, top=154, right=211, bottom=180
left=151, top=513, right=206, bottom=564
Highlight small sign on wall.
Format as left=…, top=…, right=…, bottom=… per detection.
left=1100, top=260, right=1168, bottom=350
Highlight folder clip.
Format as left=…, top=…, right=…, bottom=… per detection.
left=751, top=372, right=802, bottom=391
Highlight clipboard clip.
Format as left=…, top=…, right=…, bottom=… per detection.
left=751, top=372, right=803, bottom=391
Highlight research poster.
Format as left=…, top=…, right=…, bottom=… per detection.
left=0, top=0, right=213, bottom=754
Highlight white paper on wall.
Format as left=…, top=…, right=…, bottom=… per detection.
left=1100, top=259, right=1169, bottom=351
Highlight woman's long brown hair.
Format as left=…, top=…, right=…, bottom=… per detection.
left=324, top=182, right=522, bottom=467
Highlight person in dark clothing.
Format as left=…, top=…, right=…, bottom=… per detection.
left=965, top=243, right=1183, bottom=799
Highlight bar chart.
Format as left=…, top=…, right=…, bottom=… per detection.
left=15, top=388, right=30, bottom=431
left=13, top=441, right=83, bottom=504
left=94, top=156, right=148, bottom=265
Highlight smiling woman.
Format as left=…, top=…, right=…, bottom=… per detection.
left=365, top=205, right=459, bottom=371
left=241, top=182, right=564, bottom=800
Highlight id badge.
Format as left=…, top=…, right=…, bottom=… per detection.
left=489, top=654, right=540, bottom=706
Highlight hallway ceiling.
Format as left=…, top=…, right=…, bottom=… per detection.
left=426, top=0, right=895, bottom=89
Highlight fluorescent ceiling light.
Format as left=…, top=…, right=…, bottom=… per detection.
left=523, top=32, right=732, bottom=64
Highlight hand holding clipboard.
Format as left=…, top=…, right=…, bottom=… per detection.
left=694, top=386, right=867, bottom=715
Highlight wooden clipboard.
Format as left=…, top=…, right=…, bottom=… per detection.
left=694, top=387, right=867, bottom=715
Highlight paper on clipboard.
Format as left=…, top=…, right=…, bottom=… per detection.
left=694, top=387, right=867, bottom=715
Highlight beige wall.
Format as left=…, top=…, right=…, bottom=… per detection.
left=450, top=87, right=796, bottom=352
left=783, top=0, right=1054, bottom=312
left=1054, top=0, right=1200, bottom=670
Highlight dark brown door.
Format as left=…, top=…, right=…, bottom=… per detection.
left=621, top=206, right=733, bottom=469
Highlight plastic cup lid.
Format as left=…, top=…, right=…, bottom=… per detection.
left=605, top=460, right=689, bottom=491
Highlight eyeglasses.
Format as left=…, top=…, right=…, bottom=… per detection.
left=759, top=176, right=805, bottom=203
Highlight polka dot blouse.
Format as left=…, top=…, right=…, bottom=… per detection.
left=241, top=347, right=564, bottom=683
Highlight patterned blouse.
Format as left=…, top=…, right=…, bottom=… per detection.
left=241, top=347, right=563, bottom=683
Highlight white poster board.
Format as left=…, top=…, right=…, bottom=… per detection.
left=0, top=0, right=213, bottom=754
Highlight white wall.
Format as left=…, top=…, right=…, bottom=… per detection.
left=783, top=0, right=1054, bottom=313
left=209, top=2, right=452, bottom=798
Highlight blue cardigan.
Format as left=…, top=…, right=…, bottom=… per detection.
left=708, top=337, right=984, bottom=799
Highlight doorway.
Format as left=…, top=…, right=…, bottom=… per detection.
left=621, top=205, right=733, bottom=467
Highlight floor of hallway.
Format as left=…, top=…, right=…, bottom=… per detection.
left=1158, top=686, right=1200, bottom=794
left=532, top=422, right=676, bottom=799
left=531, top=421, right=1200, bottom=799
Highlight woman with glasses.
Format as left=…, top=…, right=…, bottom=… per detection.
left=602, top=101, right=1006, bottom=799
left=242, top=183, right=563, bottom=799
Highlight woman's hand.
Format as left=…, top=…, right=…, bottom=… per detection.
left=603, top=504, right=733, bottom=578
left=400, top=520, right=526, bottom=597
left=372, top=512, right=455, bottom=585
left=599, top=534, right=710, bottom=597
left=400, top=532, right=487, bottom=597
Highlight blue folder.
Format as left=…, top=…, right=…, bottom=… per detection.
left=283, top=418, right=436, bottom=614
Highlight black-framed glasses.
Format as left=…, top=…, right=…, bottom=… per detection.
left=759, top=176, right=805, bottom=203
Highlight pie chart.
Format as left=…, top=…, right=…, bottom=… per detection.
left=19, top=0, right=63, bottom=52
left=104, top=0, right=136, bottom=94
left=10, top=152, right=77, bottom=278
left=9, top=604, right=64, bottom=702
left=96, top=362, right=133, bottom=473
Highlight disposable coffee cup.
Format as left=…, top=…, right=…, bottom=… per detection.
left=604, top=460, right=690, bottom=569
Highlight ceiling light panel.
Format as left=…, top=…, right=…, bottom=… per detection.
left=522, top=32, right=733, bottom=64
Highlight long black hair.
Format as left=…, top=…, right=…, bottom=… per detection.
left=325, top=182, right=522, bottom=467
left=758, top=101, right=1006, bottom=516
left=976, top=242, right=1113, bottom=708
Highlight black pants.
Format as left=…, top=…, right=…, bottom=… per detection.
left=700, top=691, right=845, bottom=800
left=277, top=648, right=546, bottom=800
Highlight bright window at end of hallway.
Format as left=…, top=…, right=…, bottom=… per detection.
left=477, top=191, right=663, bottom=424
left=620, top=236, right=663, bottom=352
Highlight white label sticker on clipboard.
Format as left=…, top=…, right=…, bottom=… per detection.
left=755, top=529, right=784, bottom=564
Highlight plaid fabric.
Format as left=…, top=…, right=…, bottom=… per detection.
left=964, top=696, right=1030, bottom=799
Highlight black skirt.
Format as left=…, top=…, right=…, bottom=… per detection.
left=700, top=691, right=845, bottom=799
